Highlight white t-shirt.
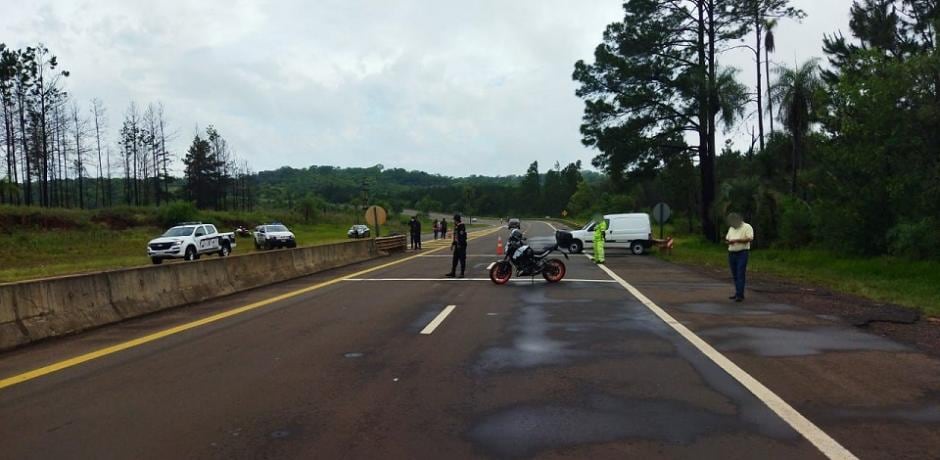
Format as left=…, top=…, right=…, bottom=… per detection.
left=726, top=223, right=754, bottom=252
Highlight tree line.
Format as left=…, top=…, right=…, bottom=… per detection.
left=0, top=43, right=253, bottom=212
left=573, top=0, right=940, bottom=259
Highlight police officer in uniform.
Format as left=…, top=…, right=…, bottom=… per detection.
left=445, top=214, right=468, bottom=278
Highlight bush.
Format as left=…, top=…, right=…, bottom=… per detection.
left=156, top=201, right=200, bottom=228
left=888, top=218, right=940, bottom=260
left=777, top=197, right=814, bottom=248
left=91, top=206, right=150, bottom=229
left=0, top=205, right=88, bottom=231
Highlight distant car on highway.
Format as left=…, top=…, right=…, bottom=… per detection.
left=567, top=213, right=652, bottom=255
left=507, top=218, right=521, bottom=230
left=147, top=222, right=236, bottom=264
left=348, top=224, right=371, bottom=238
left=253, top=223, right=297, bottom=250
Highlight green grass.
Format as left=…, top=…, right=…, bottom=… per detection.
left=657, top=234, right=940, bottom=316
left=0, top=219, right=422, bottom=284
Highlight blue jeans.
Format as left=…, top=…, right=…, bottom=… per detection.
left=728, top=250, right=749, bottom=299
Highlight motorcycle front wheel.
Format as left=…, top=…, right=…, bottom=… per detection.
left=542, top=259, right=566, bottom=283
left=489, top=261, right=513, bottom=285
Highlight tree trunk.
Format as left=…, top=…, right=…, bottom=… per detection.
left=17, top=95, right=31, bottom=206
left=790, top=132, right=799, bottom=194
left=94, top=105, right=103, bottom=208
left=766, top=48, right=774, bottom=134
left=703, top=0, right=718, bottom=242
left=755, top=16, right=765, bottom=152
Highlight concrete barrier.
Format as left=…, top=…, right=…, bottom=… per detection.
left=0, top=239, right=378, bottom=352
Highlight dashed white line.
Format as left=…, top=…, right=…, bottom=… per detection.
left=591, top=256, right=857, bottom=460
left=420, top=305, right=456, bottom=335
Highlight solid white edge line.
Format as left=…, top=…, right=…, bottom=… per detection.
left=591, top=256, right=857, bottom=460
left=420, top=305, right=456, bottom=335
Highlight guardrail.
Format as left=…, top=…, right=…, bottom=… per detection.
left=375, top=235, right=407, bottom=253
left=0, top=239, right=383, bottom=352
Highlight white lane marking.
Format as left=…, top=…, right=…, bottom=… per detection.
left=420, top=305, right=456, bottom=335
left=343, top=278, right=616, bottom=283
left=415, top=254, right=495, bottom=258
left=591, top=256, right=857, bottom=460
left=541, top=220, right=559, bottom=231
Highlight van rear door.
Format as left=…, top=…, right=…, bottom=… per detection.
left=608, top=214, right=651, bottom=243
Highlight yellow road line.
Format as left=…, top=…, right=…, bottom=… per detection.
left=0, top=227, right=501, bottom=391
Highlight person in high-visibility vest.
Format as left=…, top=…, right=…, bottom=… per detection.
left=593, top=218, right=607, bottom=264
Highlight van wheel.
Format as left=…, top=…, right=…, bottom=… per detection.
left=184, top=246, right=197, bottom=261
left=219, top=242, right=231, bottom=257
left=631, top=242, right=646, bottom=255
left=569, top=240, right=583, bottom=254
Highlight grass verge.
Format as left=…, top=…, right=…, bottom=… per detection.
left=657, top=235, right=940, bottom=316
left=0, top=221, right=416, bottom=284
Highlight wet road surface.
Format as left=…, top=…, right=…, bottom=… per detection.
left=1, top=221, right=938, bottom=459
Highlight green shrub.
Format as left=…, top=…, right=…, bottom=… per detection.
left=0, top=205, right=88, bottom=231
left=156, top=201, right=200, bottom=228
left=91, top=206, right=151, bottom=229
left=888, top=218, right=940, bottom=260
left=777, top=197, right=815, bottom=248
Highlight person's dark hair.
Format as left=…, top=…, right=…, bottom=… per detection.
left=453, top=214, right=462, bottom=222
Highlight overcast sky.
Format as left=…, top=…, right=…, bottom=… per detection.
left=2, top=1, right=854, bottom=177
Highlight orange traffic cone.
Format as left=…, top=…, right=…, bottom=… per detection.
left=496, top=236, right=504, bottom=256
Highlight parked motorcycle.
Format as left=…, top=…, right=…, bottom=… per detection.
left=489, top=229, right=571, bottom=284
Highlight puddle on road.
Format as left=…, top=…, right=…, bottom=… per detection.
left=474, top=305, right=589, bottom=372
left=468, top=393, right=794, bottom=458
left=698, top=326, right=909, bottom=356
left=675, top=302, right=799, bottom=316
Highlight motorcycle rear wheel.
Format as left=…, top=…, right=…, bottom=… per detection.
left=489, top=261, right=513, bottom=285
left=542, top=259, right=566, bottom=283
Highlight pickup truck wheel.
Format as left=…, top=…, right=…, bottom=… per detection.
left=219, top=243, right=231, bottom=257
left=631, top=241, right=646, bottom=255
left=151, top=257, right=163, bottom=265
left=184, top=246, right=197, bottom=261
left=569, top=240, right=583, bottom=254
left=254, top=241, right=261, bottom=250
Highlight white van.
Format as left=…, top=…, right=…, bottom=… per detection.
left=567, top=213, right=653, bottom=255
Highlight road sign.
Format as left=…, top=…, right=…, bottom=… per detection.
left=562, top=210, right=568, bottom=217
left=652, top=202, right=671, bottom=223
left=365, top=205, right=387, bottom=237
left=652, top=202, right=671, bottom=239
left=364, top=205, right=387, bottom=226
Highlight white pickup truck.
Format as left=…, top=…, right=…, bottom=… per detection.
left=147, top=222, right=237, bottom=264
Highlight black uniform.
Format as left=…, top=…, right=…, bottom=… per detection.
left=409, top=218, right=422, bottom=249
left=447, top=221, right=468, bottom=277
left=439, top=219, right=447, bottom=239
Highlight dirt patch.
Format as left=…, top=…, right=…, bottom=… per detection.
left=668, top=260, right=940, bottom=357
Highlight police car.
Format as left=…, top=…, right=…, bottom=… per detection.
left=147, top=222, right=237, bottom=264
left=253, top=223, right=297, bottom=249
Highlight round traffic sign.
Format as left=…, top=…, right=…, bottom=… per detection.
left=365, top=205, right=387, bottom=226
left=652, top=202, right=671, bottom=224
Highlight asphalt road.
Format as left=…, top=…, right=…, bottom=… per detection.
left=1, top=221, right=938, bottom=459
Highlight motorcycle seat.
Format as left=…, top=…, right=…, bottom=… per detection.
left=534, top=245, right=558, bottom=258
